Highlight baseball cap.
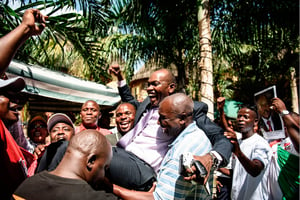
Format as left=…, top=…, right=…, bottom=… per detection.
left=0, top=77, right=25, bottom=92
left=47, top=113, right=75, bottom=132
left=29, top=115, right=47, bottom=125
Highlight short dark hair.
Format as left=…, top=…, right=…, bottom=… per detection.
left=239, top=104, right=258, bottom=118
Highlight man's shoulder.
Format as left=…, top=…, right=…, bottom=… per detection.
left=245, top=134, right=270, bottom=150
left=97, top=127, right=112, bottom=136
left=193, top=101, right=208, bottom=114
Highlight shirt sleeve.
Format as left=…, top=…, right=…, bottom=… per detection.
left=252, top=140, right=271, bottom=168
left=118, top=79, right=127, bottom=87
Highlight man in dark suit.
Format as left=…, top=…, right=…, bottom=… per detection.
left=256, top=95, right=283, bottom=133
left=107, top=64, right=232, bottom=191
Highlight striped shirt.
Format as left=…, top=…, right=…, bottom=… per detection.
left=153, top=122, right=212, bottom=200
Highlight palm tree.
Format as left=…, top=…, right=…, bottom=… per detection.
left=211, top=0, right=299, bottom=110
left=197, top=0, right=214, bottom=118
left=0, top=0, right=115, bottom=83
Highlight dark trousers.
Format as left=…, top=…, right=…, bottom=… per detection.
left=106, top=147, right=156, bottom=191
left=216, top=176, right=232, bottom=200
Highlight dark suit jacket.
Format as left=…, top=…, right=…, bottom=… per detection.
left=258, top=112, right=283, bottom=132
left=118, top=84, right=233, bottom=166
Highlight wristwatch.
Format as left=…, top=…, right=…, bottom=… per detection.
left=280, top=110, right=290, bottom=116
left=209, top=152, right=219, bottom=170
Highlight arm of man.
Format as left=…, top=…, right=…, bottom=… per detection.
left=193, top=101, right=233, bottom=166
left=217, top=97, right=235, bottom=133
left=280, top=113, right=300, bottom=153
left=118, top=83, right=140, bottom=108
left=217, top=167, right=232, bottom=177
left=0, top=9, right=47, bottom=74
left=109, top=64, right=140, bottom=108
left=225, top=131, right=265, bottom=177
left=272, top=97, right=300, bottom=153
left=113, top=184, right=155, bottom=200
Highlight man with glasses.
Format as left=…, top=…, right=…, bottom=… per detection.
left=113, top=93, right=212, bottom=199
left=108, top=64, right=232, bottom=191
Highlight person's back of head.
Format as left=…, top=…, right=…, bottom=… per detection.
left=53, top=129, right=112, bottom=188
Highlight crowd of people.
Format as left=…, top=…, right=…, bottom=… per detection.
left=0, top=9, right=298, bottom=200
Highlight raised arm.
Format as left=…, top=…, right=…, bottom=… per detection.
left=271, top=97, right=300, bottom=152
left=217, top=97, right=235, bottom=133
left=109, top=64, right=140, bottom=108
left=225, top=131, right=264, bottom=177
left=0, top=9, right=47, bottom=74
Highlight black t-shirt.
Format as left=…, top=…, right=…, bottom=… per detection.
left=14, top=171, right=118, bottom=200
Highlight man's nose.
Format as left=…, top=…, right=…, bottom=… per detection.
left=86, top=109, right=93, bottom=114
left=57, top=128, right=66, bottom=134
left=57, top=131, right=65, bottom=135
left=120, top=113, right=127, bottom=119
left=147, top=84, right=154, bottom=90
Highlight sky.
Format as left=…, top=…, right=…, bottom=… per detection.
left=8, top=1, right=82, bottom=16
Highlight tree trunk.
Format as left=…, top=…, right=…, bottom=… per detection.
left=290, top=67, right=299, bottom=113
left=197, top=0, right=214, bottom=119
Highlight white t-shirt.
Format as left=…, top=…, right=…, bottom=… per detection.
left=231, top=133, right=271, bottom=200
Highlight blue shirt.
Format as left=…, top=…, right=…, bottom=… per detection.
left=153, top=122, right=212, bottom=200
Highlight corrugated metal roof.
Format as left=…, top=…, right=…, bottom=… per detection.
left=6, top=60, right=121, bottom=112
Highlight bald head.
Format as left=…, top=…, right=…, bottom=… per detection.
left=147, top=68, right=177, bottom=107
left=158, top=93, right=194, bottom=136
left=80, top=100, right=101, bottom=128
left=152, top=69, right=176, bottom=84
left=68, top=129, right=110, bottom=156
left=58, top=129, right=112, bottom=187
left=82, top=100, right=100, bottom=110
left=162, top=93, right=194, bottom=115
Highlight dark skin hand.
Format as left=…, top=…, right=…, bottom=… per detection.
left=108, top=64, right=124, bottom=81
left=217, top=97, right=235, bottom=133
left=225, top=131, right=264, bottom=177
left=113, top=182, right=157, bottom=200
left=183, top=153, right=212, bottom=185
left=271, top=97, right=300, bottom=152
left=0, top=9, right=48, bottom=74
left=33, top=144, right=47, bottom=159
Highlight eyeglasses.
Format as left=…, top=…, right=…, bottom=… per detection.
left=158, top=114, right=178, bottom=123
left=159, top=112, right=193, bottom=123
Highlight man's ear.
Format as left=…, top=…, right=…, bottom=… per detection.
left=87, top=154, right=96, bottom=171
left=169, top=83, right=176, bottom=93
left=254, top=118, right=259, bottom=127
left=179, top=113, right=187, bottom=125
